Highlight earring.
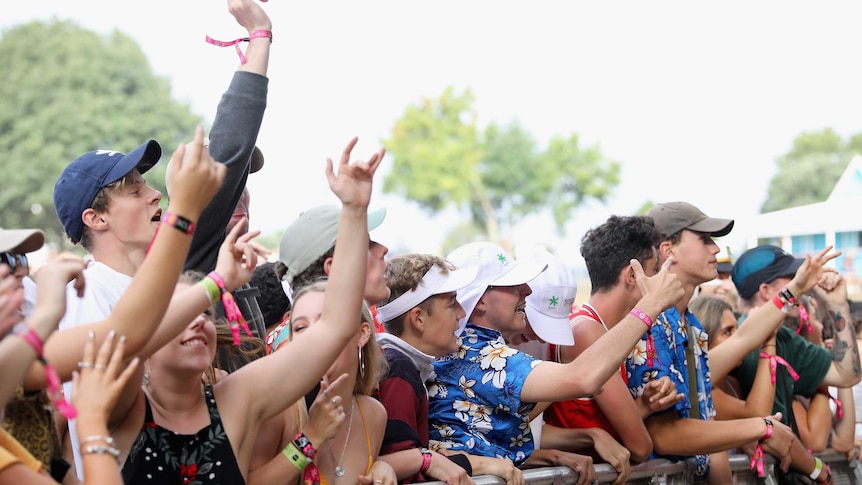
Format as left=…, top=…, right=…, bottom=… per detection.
left=358, top=346, right=366, bottom=379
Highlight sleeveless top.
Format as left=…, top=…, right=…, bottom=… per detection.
left=545, top=306, right=623, bottom=443
left=122, top=384, right=246, bottom=485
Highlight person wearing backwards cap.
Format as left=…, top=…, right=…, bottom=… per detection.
left=627, top=201, right=805, bottom=482
left=728, top=244, right=858, bottom=483
left=427, top=241, right=684, bottom=485
left=542, top=216, right=681, bottom=478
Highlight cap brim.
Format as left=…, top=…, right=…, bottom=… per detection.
left=492, top=260, right=548, bottom=287
left=105, top=139, right=161, bottom=184
left=436, top=266, right=479, bottom=295
left=250, top=146, right=265, bottom=173
left=688, top=217, right=734, bottom=237
left=524, top=307, right=574, bottom=346
left=368, top=208, right=386, bottom=231
left=0, top=229, right=45, bottom=254
left=779, top=258, right=804, bottom=279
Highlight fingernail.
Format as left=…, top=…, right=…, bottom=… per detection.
left=88, top=330, right=95, bottom=340
left=119, top=335, right=126, bottom=344
left=108, top=330, right=116, bottom=339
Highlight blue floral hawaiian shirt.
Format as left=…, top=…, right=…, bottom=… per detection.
left=625, top=306, right=715, bottom=476
left=428, top=323, right=540, bottom=465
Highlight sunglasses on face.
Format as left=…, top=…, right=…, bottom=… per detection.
left=0, top=252, right=28, bottom=276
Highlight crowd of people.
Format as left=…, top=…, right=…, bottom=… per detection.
left=2, top=1, right=861, bottom=485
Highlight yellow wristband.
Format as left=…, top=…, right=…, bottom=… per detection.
left=198, top=277, right=222, bottom=305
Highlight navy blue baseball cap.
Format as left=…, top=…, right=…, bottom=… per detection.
left=732, top=245, right=804, bottom=300
left=54, top=140, right=162, bottom=243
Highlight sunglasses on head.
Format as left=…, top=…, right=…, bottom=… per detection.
left=0, top=252, right=28, bottom=276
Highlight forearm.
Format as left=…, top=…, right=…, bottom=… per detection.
left=646, top=414, right=768, bottom=456
left=247, top=449, right=301, bottom=485
left=827, top=301, right=861, bottom=386
left=744, top=345, right=778, bottom=418
left=831, top=387, right=856, bottom=453
left=76, top=417, right=122, bottom=485
left=378, top=448, right=425, bottom=481
left=539, top=424, right=596, bottom=451
left=710, top=298, right=789, bottom=381
left=321, top=205, right=368, bottom=338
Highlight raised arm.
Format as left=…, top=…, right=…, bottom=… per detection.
left=38, top=128, right=226, bottom=384
left=230, top=137, right=384, bottom=423
left=186, top=0, right=272, bottom=272
left=522, top=257, right=684, bottom=402
left=709, top=247, right=839, bottom=380
left=816, top=272, right=862, bottom=387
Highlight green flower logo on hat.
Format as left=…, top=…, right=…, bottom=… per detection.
left=549, top=295, right=559, bottom=308
left=497, top=253, right=508, bottom=265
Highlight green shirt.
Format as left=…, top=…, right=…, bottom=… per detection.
left=730, top=325, right=831, bottom=434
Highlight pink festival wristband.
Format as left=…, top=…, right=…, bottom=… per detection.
left=205, top=29, right=272, bottom=65
left=207, top=271, right=253, bottom=345
left=14, top=324, right=77, bottom=419
left=629, top=307, right=653, bottom=329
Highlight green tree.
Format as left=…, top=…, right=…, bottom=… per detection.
left=761, top=128, right=862, bottom=213
left=383, top=87, right=620, bottom=245
left=0, top=20, right=202, bottom=247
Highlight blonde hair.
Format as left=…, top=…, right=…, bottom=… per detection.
left=292, top=279, right=387, bottom=395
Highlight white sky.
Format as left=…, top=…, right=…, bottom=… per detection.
left=5, top=1, right=862, bottom=268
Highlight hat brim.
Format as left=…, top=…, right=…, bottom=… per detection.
left=524, top=307, right=574, bottom=346
left=688, top=217, right=734, bottom=238
left=492, top=260, right=548, bottom=287
left=0, top=229, right=45, bottom=254
left=436, top=266, right=479, bottom=295
left=778, top=257, right=804, bottom=279
left=368, top=208, right=386, bottom=231
left=104, top=139, right=161, bottom=185
left=250, top=146, right=265, bottom=173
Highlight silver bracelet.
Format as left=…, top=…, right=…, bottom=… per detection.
left=81, top=435, right=116, bottom=446
left=82, top=444, right=121, bottom=463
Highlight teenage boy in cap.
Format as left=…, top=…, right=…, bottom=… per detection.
left=729, top=244, right=858, bottom=482
left=427, top=241, right=684, bottom=484
left=544, top=215, right=681, bottom=469
left=628, top=201, right=806, bottom=481
left=268, top=203, right=389, bottom=351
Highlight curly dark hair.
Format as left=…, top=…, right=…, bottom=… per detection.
left=580, top=215, right=661, bottom=294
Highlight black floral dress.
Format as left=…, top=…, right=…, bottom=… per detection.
left=122, top=385, right=245, bottom=485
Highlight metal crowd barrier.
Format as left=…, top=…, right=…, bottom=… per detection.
left=419, top=449, right=862, bottom=484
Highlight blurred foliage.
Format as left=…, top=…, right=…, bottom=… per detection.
left=383, top=86, right=620, bottom=246
left=0, top=20, right=202, bottom=248
left=761, top=128, right=862, bottom=213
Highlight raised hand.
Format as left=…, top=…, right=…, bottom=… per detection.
left=29, top=257, right=87, bottom=337
left=0, top=267, right=24, bottom=334
left=166, top=126, right=227, bottom=221
left=70, top=331, right=140, bottom=425
left=228, top=0, right=272, bottom=34
left=326, top=137, right=384, bottom=209
left=789, top=246, right=841, bottom=295
left=813, top=268, right=848, bottom=308
left=214, top=219, right=267, bottom=291
left=304, top=373, right=351, bottom=448
left=632, top=256, right=684, bottom=314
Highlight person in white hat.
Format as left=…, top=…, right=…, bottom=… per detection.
left=427, top=241, right=685, bottom=483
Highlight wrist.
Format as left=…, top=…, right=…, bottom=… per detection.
left=18, top=316, right=54, bottom=344
left=418, top=447, right=432, bottom=475
left=759, top=417, right=774, bottom=442
left=633, top=299, right=663, bottom=321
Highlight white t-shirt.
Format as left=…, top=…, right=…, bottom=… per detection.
left=60, top=261, right=133, bottom=480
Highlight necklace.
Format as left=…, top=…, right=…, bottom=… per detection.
left=332, top=397, right=355, bottom=477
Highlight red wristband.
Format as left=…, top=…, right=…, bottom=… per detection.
left=14, top=324, right=45, bottom=355
left=161, top=212, right=196, bottom=235
left=760, top=418, right=774, bottom=442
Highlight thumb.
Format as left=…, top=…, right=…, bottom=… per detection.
left=659, top=256, right=675, bottom=274
left=630, top=258, right=646, bottom=282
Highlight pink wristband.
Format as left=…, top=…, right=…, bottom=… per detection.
left=629, top=307, right=653, bottom=328
left=13, top=325, right=77, bottom=419
left=205, top=29, right=273, bottom=65
left=15, top=324, right=45, bottom=355
left=207, top=271, right=253, bottom=345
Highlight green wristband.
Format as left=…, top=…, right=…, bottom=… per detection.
left=198, top=277, right=222, bottom=305
left=283, top=441, right=311, bottom=470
